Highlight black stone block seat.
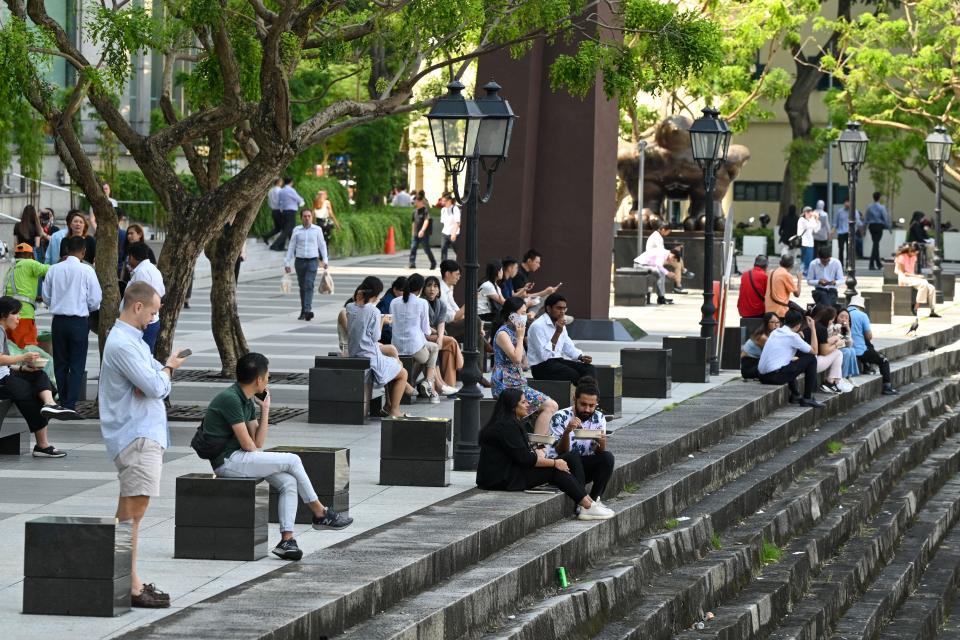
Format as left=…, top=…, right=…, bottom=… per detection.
left=662, top=335, right=710, bottom=383
left=23, top=516, right=132, bottom=617
left=883, top=283, right=918, bottom=316
left=883, top=262, right=898, bottom=284
left=379, top=416, right=452, bottom=487
left=174, top=473, right=268, bottom=561
left=399, top=355, right=416, bottom=405
left=935, top=272, right=957, bottom=302
left=614, top=267, right=657, bottom=306
left=721, top=326, right=747, bottom=371
left=527, top=379, right=573, bottom=407
left=594, top=364, right=623, bottom=417
left=309, top=356, right=376, bottom=425
left=115, top=324, right=960, bottom=640
left=862, top=290, right=894, bottom=324
left=620, top=348, right=672, bottom=398
left=453, top=397, right=496, bottom=444
left=265, top=446, right=350, bottom=524
left=0, top=398, right=27, bottom=455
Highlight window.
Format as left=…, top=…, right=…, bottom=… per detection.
left=734, top=181, right=782, bottom=202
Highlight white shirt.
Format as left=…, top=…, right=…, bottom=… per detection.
left=41, top=255, right=102, bottom=317
left=284, top=224, right=328, bottom=266
left=389, top=295, right=430, bottom=356
left=129, top=260, right=165, bottom=324
left=758, top=326, right=813, bottom=374
left=438, top=279, right=458, bottom=322
left=796, top=216, right=820, bottom=248
left=267, top=186, right=281, bottom=210
left=645, top=230, right=664, bottom=252
left=99, top=320, right=171, bottom=460
left=477, top=281, right=499, bottom=315
left=315, top=201, right=332, bottom=219
left=526, top=313, right=582, bottom=366
left=440, top=205, right=461, bottom=236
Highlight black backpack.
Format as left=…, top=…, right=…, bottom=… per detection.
left=190, top=423, right=230, bottom=460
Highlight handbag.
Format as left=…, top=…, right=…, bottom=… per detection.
left=318, top=269, right=335, bottom=295
left=190, top=423, right=230, bottom=460
left=787, top=235, right=802, bottom=249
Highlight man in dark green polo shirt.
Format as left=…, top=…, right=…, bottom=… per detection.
left=200, top=352, right=352, bottom=560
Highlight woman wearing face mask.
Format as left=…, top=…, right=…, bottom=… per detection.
left=492, top=296, right=558, bottom=436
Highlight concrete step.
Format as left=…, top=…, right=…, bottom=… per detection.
left=117, top=324, right=960, bottom=639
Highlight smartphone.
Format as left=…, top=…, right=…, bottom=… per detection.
left=177, top=349, right=192, bottom=359
left=255, top=390, right=269, bottom=401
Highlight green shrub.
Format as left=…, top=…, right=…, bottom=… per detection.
left=733, top=227, right=775, bottom=254
left=249, top=175, right=350, bottom=238
left=329, top=206, right=414, bottom=258
left=761, top=538, right=782, bottom=564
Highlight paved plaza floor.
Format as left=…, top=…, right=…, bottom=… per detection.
left=0, top=251, right=951, bottom=637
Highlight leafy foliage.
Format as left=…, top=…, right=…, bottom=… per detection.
left=348, top=115, right=409, bottom=207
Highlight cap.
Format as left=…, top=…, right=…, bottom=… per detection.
left=14, top=243, right=34, bottom=254
left=848, top=294, right=866, bottom=310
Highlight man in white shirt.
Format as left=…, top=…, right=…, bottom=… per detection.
left=271, top=177, right=305, bottom=251
left=284, top=209, right=328, bottom=321
left=644, top=221, right=688, bottom=293
left=126, top=242, right=165, bottom=354
left=391, top=187, right=413, bottom=207
left=439, top=259, right=466, bottom=337
left=262, top=177, right=284, bottom=246
left=528, top=294, right=596, bottom=384
left=757, top=309, right=824, bottom=408
left=439, top=193, right=461, bottom=262
left=41, top=235, right=102, bottom=409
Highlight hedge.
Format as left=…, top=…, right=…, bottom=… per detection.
left=250, top=175, right=349, bottom=238
left=732, top=227, right=775, bottom=254
left=329, top=206, right=419, bottom=258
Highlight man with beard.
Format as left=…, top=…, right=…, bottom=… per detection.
left=543, top=377, right=615, bottom=505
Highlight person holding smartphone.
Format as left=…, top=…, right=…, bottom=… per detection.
left=199, top=352, right=352, bottom=562
left=492, top=297, right=558, bottom=436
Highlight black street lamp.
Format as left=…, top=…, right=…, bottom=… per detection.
left=427, top=80, right=516, bottom=471
left=926, top=125, right=953, bottom=303
left=837, top=121, right=869, bottom=301
left=688, top=107, right=731, bottom=376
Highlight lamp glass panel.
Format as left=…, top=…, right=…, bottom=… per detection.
left=476, top=118, right=507, bottom=158
left=429, top=119, right=446, bottom=158
left=443, top=119, right=466, bottom=158
left=690, top=131, right=717, bottom=162
left=464, top=116, right=481, bottom=158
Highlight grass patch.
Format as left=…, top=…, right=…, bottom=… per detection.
left=711, top=533, right=722, bottom=550
left=664, top=518, right=680, bottom=531
left=662, top=403, right=678, bottom=412
left=826, top=441, right=843, bottom=455
left=838, top=484, right=848, bottom=495
left=623, top=482, right=640, bottom=494
left=761, top=538, right=783, bottom=564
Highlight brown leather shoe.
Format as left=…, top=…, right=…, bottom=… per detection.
left=142, top=583, right=170, bottom=600
left=132, top=585, right=171, bottom=608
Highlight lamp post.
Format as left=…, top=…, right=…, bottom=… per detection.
left=637, top=139, right=648, bottom=259
left=427, top=80, right=516, bottom=471
left=926, top=125, right=953, bottom=303
left=837, top=122, right=869, bottom=301
left=688, top=107, right=731, bottom=376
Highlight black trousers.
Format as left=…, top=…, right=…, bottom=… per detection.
left=531, top=358, right=597, bottom=385
left=409, top=235, right=436, bottom=268
left=869, top=223, right=885, bottom=269
left=858, top=348, right=891, bottom=384
left=0, top=369, right=54, bottom=431
left=51, top=315, right=89, bottom=409
left=522, top=463, right=587, bottom=504
left=740, top=356, right=759, bottom=380
left=270, top=210, right=297, bottom=250
left=758, top=352, right=817, bottom=398
left=563, top=450, right=615, bottom=500
left=263, top=209, right=283, bottom=243
left=812, top=287, right=838, bottom=307
left=837, top=232, right=849, bottom=264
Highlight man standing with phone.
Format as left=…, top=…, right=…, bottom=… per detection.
left=99, top=281, right=188, bottom=607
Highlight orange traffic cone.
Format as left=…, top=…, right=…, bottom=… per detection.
left=384, top=226, right=396, bottom=254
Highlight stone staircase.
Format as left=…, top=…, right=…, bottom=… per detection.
left=121, top=325, right=960, bottom=640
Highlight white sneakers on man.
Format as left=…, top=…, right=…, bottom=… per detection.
left=578, top=501, right=615, bottom=520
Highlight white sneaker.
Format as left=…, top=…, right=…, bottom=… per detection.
left=440, top=384, right=459, bottom=396
left=428, top=388, right=441, bottom=404
left=577, top=501, right=615, bottom=520
left=837, top=379, right=854, bottom=393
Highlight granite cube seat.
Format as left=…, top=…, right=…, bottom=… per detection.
left=454, top=397, right=496, bottom=444
left=0, top=399, right=28, bottom=455
left=399, top=355, right=416, bottom=405
left=614, top=268, right=656, bottom=306
left=594, top=364, right=622, bottom=417
left=662, top=336, right=710, bottom=383
left=23, top=516, right=132, bottom=617
left=528, top=379, right=574, bottom=407
left=620, top=348, right=672, bottom=398
left=380, top=417, right=452, bottom=487
left=882, top=262, right=898, bottom=285
left=721, top=326, right=747, bottom=371
left=882, top=284, right=917, bottom=316
left=861, top=291, right=893, bottom=324
left=927, top=272, right=956, bottom=302
left=266, top=446, right=350, bottom=524
left=174, top=474, right=268, bottom=561
left=309, top=356, right=374, bottom=424
left=740, top=317, right=764, bottom=338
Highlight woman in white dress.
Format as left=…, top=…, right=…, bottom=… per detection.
left=312, top=190, right=342, bottom=232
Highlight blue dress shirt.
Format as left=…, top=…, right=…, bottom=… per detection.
left=98, top=320, right=172, bottom=459
left=278, top=185, right=305, bottom=212
left=806, top=257, right=844, bottom=289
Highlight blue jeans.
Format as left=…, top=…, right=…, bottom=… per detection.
left=142, top=321, right=161, bottom=355
left=801, top=246, right=815, bottom=274
left=294, top=257, right=319, bottom=314
left=409, top=235, right=436, bottom=268
left=51, top=315, right=89, bottom=409
left=840, top=346, right=859, bottom=377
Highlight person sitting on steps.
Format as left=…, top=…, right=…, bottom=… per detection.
left=757, top=309, right=825, bottom=408
left=527, top=293, right=596, bottom=385
left=476, top=387, right=615, bottom=521
left=847, top=295, right=898, bottom=396
left=200, top=352, right=353, bottom=561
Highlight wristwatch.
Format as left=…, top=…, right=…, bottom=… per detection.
left=163, top=365, right=174, bottom=378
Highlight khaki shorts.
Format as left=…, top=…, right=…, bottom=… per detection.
left=114, top=437, right=164, bottom=497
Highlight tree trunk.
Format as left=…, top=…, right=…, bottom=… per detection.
left=777, top=58, right=819, bottom=221
left=207, top=202, right=261, bottom=377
